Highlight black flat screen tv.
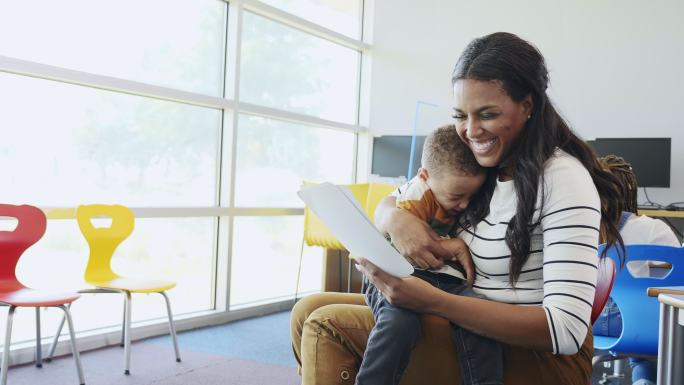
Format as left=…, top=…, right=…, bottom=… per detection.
left=588, top=137, right=671, bottom=188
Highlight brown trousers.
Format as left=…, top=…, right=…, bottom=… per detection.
left=291, top=292, right=593, bottom=385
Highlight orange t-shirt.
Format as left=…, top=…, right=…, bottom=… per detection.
left=392, top=177, right=458, bottom=237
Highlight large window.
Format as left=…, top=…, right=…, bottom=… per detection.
left=0, top=0, right=226, bottom=95
left=0, top=0, right=365, bottom=353
left=240, top=12, right=360, bottom=124
left=258, top=0, right=362, bottom=38
left=0, top=73, right=221, bottom=206
left=234, top=115, right=356, bottom=207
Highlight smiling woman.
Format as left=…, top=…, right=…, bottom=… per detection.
left=292, top=32, right=627, bottom=385
left=452, top=80, right=531, bottom=170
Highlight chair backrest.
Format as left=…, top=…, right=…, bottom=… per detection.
left=595, top=244, right=684, bottom=355
left=303, top=183, right=367, bottom=249
left=591, top=257, right=616, bottom=324
left=0, top=204, right=46, bottom=291
left=302, top=183, right=397, bottom=250
left=77, top=204, right=134, bottom=283
left=365, top=183, right=398, bottom=223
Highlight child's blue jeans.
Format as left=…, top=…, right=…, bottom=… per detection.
left=356, top=270, right=503, bottom=385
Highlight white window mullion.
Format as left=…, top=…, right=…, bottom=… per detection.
left=42, top=207, right=304, bottom=219
left=240, top=0, right=369, bottom=52
left=0, top=55, right=232, bottom=110
left=223, top=0, right=246, bottom=311
left=238, top=101, right=366, bottom=134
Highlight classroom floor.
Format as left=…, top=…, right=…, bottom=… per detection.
left=4, top=311, right=299, bottom=385
left=4, top=310, right=645, bottom=385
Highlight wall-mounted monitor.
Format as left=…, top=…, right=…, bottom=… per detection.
left=371, top=135, right=426, bottom=179
left=587, top=137, right=671, bottom=188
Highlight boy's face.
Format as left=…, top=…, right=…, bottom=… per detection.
left=419, top=168, right=486, bottom=217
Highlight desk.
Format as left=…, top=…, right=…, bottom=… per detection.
left=638, top=209, right=684, bottom=219
left=648, top=287, right=684, bottom=385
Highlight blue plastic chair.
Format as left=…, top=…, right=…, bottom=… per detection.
left=594, top=244, right=684, bottom=356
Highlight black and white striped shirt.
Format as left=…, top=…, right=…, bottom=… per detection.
left=459, top=149, right=600, bottom=355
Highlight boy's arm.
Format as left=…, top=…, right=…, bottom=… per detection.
left=438, top=237, right=475, bottom=286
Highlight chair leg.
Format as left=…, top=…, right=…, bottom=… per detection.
left=347, top=257, right=353, bottom=293
left=1, top=306, right=16, bottom=385
left=160, top=291, right=181, bottom=362
left=45, top=303, right=69, bottom=362
left=294, top=237, right=305, bottom=303
left=612, top=358, right=626, bottom=381
left=593, top=352, right=616, bottom=367
left=119, top=297, right=126, bottom=348
left=57, top=305, right=85, bottom=385
left=123, top=291, right=132, bottom=375
left=35, top=307, right=42, bottom=368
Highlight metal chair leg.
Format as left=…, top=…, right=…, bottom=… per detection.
left=35, top=307, right=42, bottom=368
left=293, top=237, right=305, bottom=304
left=160, top=291, right=181, bottom=362
left=592, top=352, right=617, bottom=367
left=45, top=303, right=69, bottom=362
left=123, top=291, right=132, bottom=375
left=119, top=297, right=126, bottom=348
left=1, top=306, right=16, bottom=385
left=57, top=305, right=85, bottom=385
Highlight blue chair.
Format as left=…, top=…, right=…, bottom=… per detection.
left=594, top=244, right=684, bottom=359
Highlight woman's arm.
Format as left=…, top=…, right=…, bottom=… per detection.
left=374, top=196, right=449, bottom=269
left=356, top=259, right=553, bottom=351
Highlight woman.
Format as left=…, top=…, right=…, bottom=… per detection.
left=291, top=32, right=624, bottom=385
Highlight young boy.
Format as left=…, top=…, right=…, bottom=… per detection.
left=356, top=125, right=503, bottom=385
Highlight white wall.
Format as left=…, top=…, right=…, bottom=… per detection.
left=367, top=0, right=684, bottom=204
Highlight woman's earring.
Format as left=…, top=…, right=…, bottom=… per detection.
left=527, top=115, right=531, bottom=120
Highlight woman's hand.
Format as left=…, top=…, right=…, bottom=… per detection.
left=357, top=258, right=552, bottom=351
left=375, top=197, right=449, bottom=269
left=356, top=258, right=443, bottom=313
left=439, top=238, right=475, bottom=286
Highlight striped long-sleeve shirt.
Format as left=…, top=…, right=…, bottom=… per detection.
left=459, top=149, right=600, bottom=355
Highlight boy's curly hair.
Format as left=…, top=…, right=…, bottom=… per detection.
left=421, top=124, right=484, bottom=177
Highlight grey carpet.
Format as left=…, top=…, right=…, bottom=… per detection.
left=6, top=340, right=299, bottom=385
left=3, top=308, right=630, bottom=384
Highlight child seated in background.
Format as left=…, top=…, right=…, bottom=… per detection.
left=594, top=155, right=681, bottom=385
left=356, top=125, right=503, bottom=385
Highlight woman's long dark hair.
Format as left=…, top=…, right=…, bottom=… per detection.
left=454, top=32, right=625, bottom=284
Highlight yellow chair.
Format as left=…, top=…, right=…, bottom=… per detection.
left=46, top=204, right=180, bottom=375
left=296, top=183, right=397, bottom=296
left=365, top=183, right=399, bottom=223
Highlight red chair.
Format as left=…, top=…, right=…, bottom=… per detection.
left=0, top=204, right=84, bottom=385
left=592, top=256, right=617, bottom=324
left=589, top=256, right=617, bottom=385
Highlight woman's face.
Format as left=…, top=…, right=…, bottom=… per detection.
left=452, top=79, right=532, bottom=168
